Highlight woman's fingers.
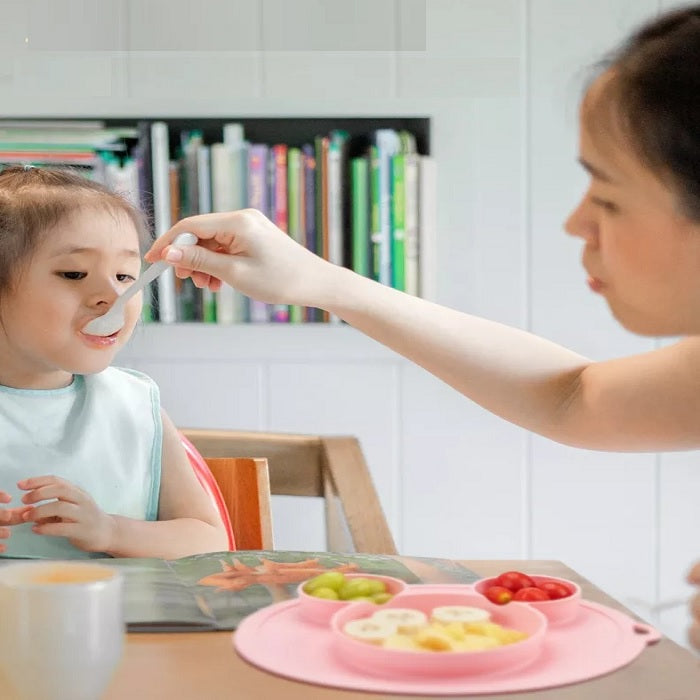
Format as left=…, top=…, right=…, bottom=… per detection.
left=0, top=506, right=33, bottom=526
left=145, top=212, right=239, bottom=262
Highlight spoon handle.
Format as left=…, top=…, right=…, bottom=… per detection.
left=117, top=232, right=197, bottom=308
left=109, top=259, right=168, bottom=313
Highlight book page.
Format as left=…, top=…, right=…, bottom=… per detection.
left=103, top=551, right=478, bottom=632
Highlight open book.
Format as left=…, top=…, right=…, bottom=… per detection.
left=99, top=550, right=478, bottom=632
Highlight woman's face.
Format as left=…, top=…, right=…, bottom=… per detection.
left=565, top=78, right=700, bottom=336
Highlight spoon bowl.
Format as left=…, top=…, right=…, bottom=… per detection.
left=83, top=232, right=197, bottom=337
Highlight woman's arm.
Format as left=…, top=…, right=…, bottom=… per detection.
left=322, top=266, right=700, bottom=452
left=147, top=210, right=700, bottom=453
left=104, top=410, right=229, bottom=558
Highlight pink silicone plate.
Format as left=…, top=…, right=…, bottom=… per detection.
left=233, top=584, right=660, bottom=696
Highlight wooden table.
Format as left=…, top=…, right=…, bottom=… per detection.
left=86, top=560, right=700, bottom=698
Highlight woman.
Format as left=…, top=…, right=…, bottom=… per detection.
left=147, top=6, right=700, bottom=649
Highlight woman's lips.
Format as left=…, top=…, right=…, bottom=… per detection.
left=587, top=276, right=604, bottom=293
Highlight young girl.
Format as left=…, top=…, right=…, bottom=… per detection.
left=147, top=7, right=700, bottom=647
left=0, top=165, right=228, bottom=559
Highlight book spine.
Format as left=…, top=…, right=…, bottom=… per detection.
left=369, top=145, right=381, bottom=283
left=403, top=153, right=420, bottom=297
left=302, top=143, right=317, bottom=321
left=151, top=121, right=177, bottom=323
left=287, top=147, right=303, bottom=323
left=196, top=144, right=212, bottom=214
left=134, top=122, right=155, bottom=322
left=374, top=129, right=400, bottom=287
left=418, top=155, right=437, bottom=302
left=247, top=144, right=271, bottom=322
left=212, top=134, right=248, bottom=324
left=192, top=144, right=211, bottom=321
left=350, top=156, right=370, bottom=278
left=326, top=140, right=343, bottom=268
left=270, top=144, right=289, bottom=323
left=390, top=153, right=406, bottom=292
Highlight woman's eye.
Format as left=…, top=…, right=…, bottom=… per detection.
left=590, top=196, right=619, bottom=213
left=58, top=271, right=87, bottom=280
left=116, top=274, right=137, bottom=283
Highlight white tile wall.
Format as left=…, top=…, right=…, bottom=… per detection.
left=2, top=0, right=698, bottom=650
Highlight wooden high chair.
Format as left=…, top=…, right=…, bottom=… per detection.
left=204, top=457, right=274, bottom=551
left=182, top=432, right=274, bottom=551
left=181, top=429, right=397, bottom=555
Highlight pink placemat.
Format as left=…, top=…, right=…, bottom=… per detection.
left=233, top=584, right=660, bottom=696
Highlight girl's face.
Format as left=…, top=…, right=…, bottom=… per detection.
left=565, top=77, right=700, bottom=337
left=0, top=207, right=143, bottom=389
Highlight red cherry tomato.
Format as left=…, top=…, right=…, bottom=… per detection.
left=513, top=586, right=550, bottom=602
left=495, top=570, right=536, bottom=592
left=484, top=585, right=513, bottom=605
left=536, top=581, right=572, bottom=600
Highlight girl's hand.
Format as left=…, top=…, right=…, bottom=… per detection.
left=19, top=476, right=115, bottom=553
left=688, top=561, right=700, bottom=651
left=0, top=490, right=32, bottom=552
left=144, top=209, right=333, bottom=307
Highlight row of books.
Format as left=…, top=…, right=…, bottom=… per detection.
left=0, top=119, right=436, bottom=324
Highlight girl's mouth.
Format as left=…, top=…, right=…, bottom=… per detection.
left=80, top=329, right=119, bottom=347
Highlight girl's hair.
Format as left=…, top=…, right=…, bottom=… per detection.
left=589, top=5, right=700, bottom=219
left=0, top=165, right=150, bottom=296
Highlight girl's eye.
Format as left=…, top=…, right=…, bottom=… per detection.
left=116, top=274, right=137, bottom=283
left=59, top=271, right=87, bottom=280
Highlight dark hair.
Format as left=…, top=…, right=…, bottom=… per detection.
left=0, top=165, right=149, bottom=297
left=585, top=5, right=700, bottom=219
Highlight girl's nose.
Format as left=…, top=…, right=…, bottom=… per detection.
left=86, top=279, right=120, bottom=308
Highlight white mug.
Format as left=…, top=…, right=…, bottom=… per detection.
left=0, top=561, right=125, bottom=700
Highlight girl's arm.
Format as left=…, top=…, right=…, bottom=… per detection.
left=104, top=410, right=229, bottom=558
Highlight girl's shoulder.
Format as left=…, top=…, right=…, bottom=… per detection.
left=82, top=366, right=161, bottom=404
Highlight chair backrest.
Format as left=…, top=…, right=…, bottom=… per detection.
left=181, top=433, right=235, bottom=550
left=181, top=433, right=273, bottom=551
left=204, top=457, right=274, bottom=551
left=180, top=429, right=397, bottom=555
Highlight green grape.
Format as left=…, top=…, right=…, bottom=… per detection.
left=308, top=586, right=339, bottom=600
left=339, top=578, right=376, bottom=600
left=371, top=592, right=393, bottom=604
left=303, top=571, right=347, bottom=594
left=363, top=579, right=387, bottom=596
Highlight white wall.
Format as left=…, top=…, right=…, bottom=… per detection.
left=2, top=0, right=698, bottom=648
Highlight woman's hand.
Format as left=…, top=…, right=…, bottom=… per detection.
left=19, top=476, right=115, bottom=554
left=145, top=208, right=335, bottom=307
left=689, top=561, right=700, bottom=651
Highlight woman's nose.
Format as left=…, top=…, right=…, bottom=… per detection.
left=564, top=198, right=599, bottom=246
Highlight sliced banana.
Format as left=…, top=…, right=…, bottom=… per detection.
left=343, top=618, right=396, bottom=645
left=430, top=605, right=491, bottom=626
left=382, top=633, right=422, bottom=651
left=369, top=607, right=428, bottom=634
left=451, top=633, right=500, bottom=652
left=414, top=626, right=454, bottom=651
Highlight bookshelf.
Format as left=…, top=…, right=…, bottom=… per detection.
left=1, top=115, right=434, bottom=325
left=99, top=116, right=431, bottom=161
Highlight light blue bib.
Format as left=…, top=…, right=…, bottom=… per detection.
left=0, top=367, right=162, bottom=559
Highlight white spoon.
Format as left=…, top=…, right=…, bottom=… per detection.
left=83, top=232, right=197, bottom=337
